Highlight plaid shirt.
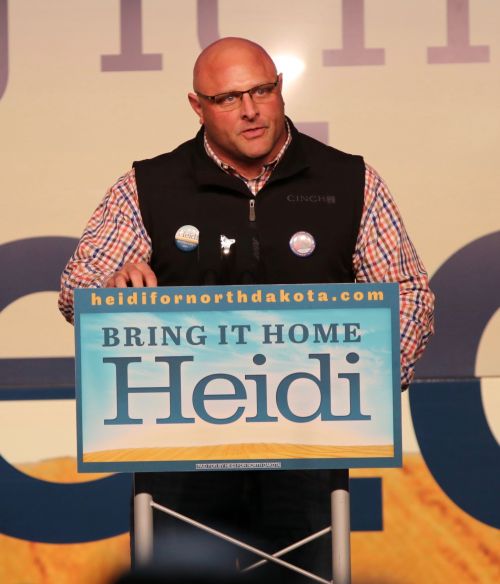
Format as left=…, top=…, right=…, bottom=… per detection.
left=59, top=139, right=434, bottom=388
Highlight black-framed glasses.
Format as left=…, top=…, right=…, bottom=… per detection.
left=196, top=78, right=279, bottom=111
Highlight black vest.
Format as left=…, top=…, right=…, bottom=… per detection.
left=134, top=120, right=365, bottom=286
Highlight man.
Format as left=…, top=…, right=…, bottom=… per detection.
left=60, top=38, right=434, bottom=581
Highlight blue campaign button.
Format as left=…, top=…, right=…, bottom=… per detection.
left=175, top=225, right=199, bottom=252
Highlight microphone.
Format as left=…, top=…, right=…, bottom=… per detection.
left=198, top=230, right=261, bottom=285
left=197, top=228, right=221, bottom=285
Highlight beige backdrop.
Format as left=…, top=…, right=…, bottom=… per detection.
left=0, top=1, right=499, bottom=583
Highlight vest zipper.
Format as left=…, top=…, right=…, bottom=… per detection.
left=249, top=198, right=256, bottom=222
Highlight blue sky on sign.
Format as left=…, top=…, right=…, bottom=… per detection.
left=79, top=308, right=396, bottom=452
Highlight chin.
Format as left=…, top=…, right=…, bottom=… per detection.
left=245, top=150, right=269, bottom=160
left=242, top=143, right=273, bottom=160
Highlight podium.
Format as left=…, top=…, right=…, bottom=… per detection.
left=74, top=283, right=402, bottom=583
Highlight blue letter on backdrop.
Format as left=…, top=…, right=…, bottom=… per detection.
left=412, top=231, right=500, bottom=529
left=0, top=237, right=132, bottom=542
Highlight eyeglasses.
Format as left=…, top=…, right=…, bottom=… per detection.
left=196, top=78, right=279, bottom=111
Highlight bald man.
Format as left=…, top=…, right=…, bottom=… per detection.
left=60, top=38, right=434, bottom=581
left=188, top=38, right=287, bottom=178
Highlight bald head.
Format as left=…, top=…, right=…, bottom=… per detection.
left=187, top=37, right=286, bottom=179
left=193, top=37, right=277, bottom=94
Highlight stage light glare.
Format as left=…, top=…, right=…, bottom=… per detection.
left=273, top=54, right=306, bottom=83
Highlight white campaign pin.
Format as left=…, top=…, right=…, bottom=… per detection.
left=289, top=231, right=316, bottom=257
left=220, top=235, right=236, bottom=256
left=175, top=225, right=199, bottom=251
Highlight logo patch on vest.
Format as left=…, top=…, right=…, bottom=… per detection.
left=286, top=194, right=336, bottom=204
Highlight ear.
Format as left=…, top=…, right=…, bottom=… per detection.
left=277, top=73, right=285, bottom=106
left=188, top=92, right=204, bottom=124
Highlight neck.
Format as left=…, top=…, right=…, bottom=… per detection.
left=206, top=138, right=272, bottom=178
left=204, top=124, right=289, bottom=179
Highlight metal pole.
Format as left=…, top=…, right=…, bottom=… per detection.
left=151, top=501, right=330, bottom=584
left=134, top=492, right=153, bottom=566
left=241, top=526, right=332, bottom=573
left=331, top=469, right=351, bottom=584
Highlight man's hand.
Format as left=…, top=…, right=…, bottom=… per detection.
left=105, top=262, right=158, bottom=288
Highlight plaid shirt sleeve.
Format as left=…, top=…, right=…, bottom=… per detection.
left=58, top=169, right=152, bottom=323
left=353, top=164, right=435, bottom=389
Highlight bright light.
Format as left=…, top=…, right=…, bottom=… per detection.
left=272, top=54, right=306, bottom=83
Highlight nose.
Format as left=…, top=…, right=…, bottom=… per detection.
left=239, top=92, right=258, bottom=120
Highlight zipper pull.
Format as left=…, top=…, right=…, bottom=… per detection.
left=249, top=198, right=256, bottom=221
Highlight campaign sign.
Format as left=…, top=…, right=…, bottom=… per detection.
left=74, top=283, right=401, bottom=473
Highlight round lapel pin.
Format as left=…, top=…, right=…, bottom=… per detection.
left=289, top=231, right=316, bottom=257
left=175, top=225, right=199, bottom=251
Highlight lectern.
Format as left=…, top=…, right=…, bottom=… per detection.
left=75, top=283, right=402, bottom=583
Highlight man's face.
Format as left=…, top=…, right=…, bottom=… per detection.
left=189, top=46, right=287, bottom=176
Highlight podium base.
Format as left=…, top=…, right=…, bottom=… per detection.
left=133, top=469, right=351, bottom=584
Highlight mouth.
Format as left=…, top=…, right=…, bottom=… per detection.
left=241, top=126, right=267, bottom=139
